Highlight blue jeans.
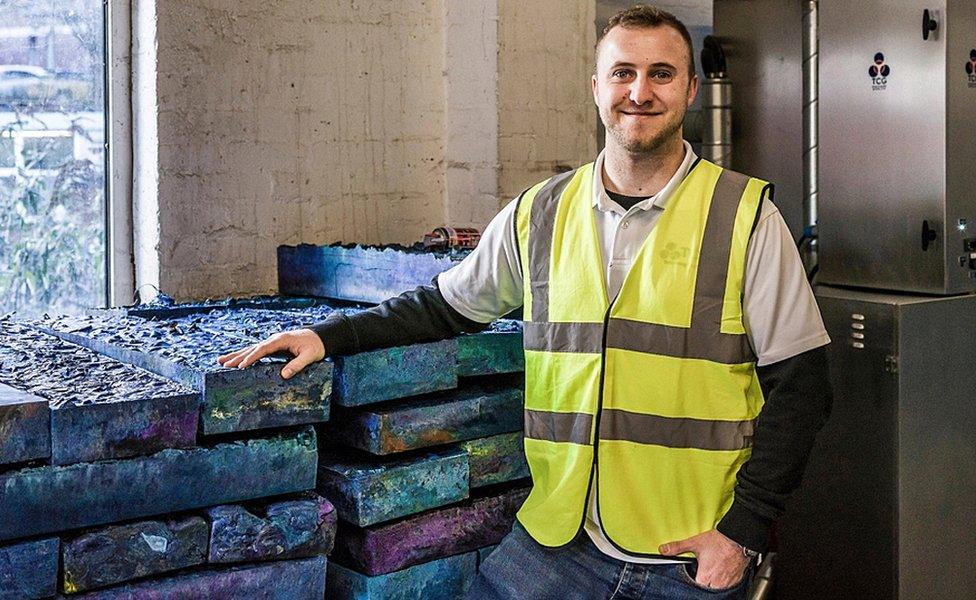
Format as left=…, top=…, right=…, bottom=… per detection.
left=468, top=523, right=752, bottom=600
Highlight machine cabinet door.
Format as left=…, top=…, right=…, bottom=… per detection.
left=775, top=294, right=899, bottom=599
left=818, top=0, right=948, bottom=293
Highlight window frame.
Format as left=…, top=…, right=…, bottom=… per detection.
left=107, top=0, right=134, bottom=307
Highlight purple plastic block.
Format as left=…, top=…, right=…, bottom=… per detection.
left=326, top=383, right=522, bottom=454
left=65, top=555, right=327, bottom=600
left=277, top=244, right=465, bottom=304
left=62, top=516, right=208, bottom=593
left=327, top=552, right=476, bottom=600
left=208, top=494, right=337, bottom=563
left=0, top=427, right=317, bottom=542
left=460, top=432, right=529, bottom=488
left=0, top=383, right=50, bottom=466
left=0, top=537, right=58, bottom=599
left=331, top=485, right=529, bottom=575
left=0, top=322, right=197, bottom=465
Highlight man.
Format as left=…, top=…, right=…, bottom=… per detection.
left=220, top=6, right=831, bottom=599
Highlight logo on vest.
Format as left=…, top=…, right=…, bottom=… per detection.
left=869, top=52, right=890, bottom=91
left=967, top=49, right=976, bottom=88
left=661, top=242, right=690, bottom=266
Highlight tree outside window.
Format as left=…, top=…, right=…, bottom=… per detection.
left=0, top=0, right=106, bottom=317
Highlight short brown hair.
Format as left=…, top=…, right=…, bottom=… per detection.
left=596, top=5, right=696, bottom=78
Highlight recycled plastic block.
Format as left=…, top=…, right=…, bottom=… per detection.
left=460, top=432, right=530, bottom=488
left=0, top=382, right=50, bottom=466
left=208, top=494, right=337, bottom=563
left=62, top=516, right=208, bottom=593
left=65, top=555, right=327, bottom=600
left=476, top=545, right=498, bottom=568
left=119, top=299, right=461, bottom=406
left=332, top=485, right=530, bottom=576
left=278, top=243, right=466, bottom=304
left=327, top=552, right=476, bottom=600
left=457, top=323, right=524, bottom=377
left=333, top=340, right=458, bottom=407
left=40, top=311, right=333, bottom=435
left=0, top=322, right=197, bottom=465
left=318, top=447, right=469, bottom=527
left=121, top=294, right=331, bottom=320
left=0, top=427, right=317, bottom=542
left=0, top=537, right=58, bottom=599
left=326, top=384, right=522, bottom=454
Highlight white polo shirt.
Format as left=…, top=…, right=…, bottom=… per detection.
left=438, top=141, right=830, bottom=564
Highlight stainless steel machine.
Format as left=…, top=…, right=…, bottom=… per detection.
left=714, top=1, right=976, bottom=598
left=776, top=287, right=976, bottom=599
left=817, top=0, right=976, bottom=295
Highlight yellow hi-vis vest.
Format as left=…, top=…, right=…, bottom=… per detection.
left=514, top=158, right=771, bottom=558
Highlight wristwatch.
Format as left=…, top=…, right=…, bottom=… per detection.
left=740, top=544, right=760, bottom=559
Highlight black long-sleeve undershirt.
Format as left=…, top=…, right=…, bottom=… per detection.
left=310, top=279, right=832, bottom=553
left=309, top=279, right=488, bottom=357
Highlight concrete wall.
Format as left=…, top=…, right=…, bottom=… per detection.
left=136, top=0, right=598, bottom=300
left=497, top=0, right=598, bottom=203
left=147, top=0, right=446, bottom=298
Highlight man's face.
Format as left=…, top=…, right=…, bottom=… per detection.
left=592, top=25, right=698, bottom=155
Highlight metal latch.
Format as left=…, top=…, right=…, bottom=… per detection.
left=884, top=355, right=898, bottom=373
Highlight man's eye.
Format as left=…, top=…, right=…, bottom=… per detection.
left=652, top=71, right=674, bottom=81
left=611, top=70, right=632, bottom=79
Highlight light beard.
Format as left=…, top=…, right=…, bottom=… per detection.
left=604, top=108, right=685, bottom=155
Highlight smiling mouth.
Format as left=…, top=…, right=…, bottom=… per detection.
left=621, top=111, right=662, bottom=116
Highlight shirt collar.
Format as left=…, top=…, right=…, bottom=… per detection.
left=592, top=140, right=698, bottom=215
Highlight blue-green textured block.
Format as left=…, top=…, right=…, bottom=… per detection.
left=327, top=552, right=476, bottom=600
left=457, top=323, right=524, bottom=377
left=0, top=383, right=50, bottom=466
left=0, top=427, right=317, bottom=542
left=66, top=555, right=327, bottom=600
left=0, top=322, right=197, bottom=465
left=477, top=544, right=498, bottom=569
left=327, top=383, right=522, bottom=454
left=460, top=432, right=529, bottom=488
left=318, top=447, right=469, bottom=527
left=0, top=537, right=58, bottom=599
left=333, top=340, right=458, bottom=407
left=62, top=516, right=208, bottom=593
left=121, top=294, right=331, bottom=319
left=40, top=313, right=332, bottom=435
left=208, top=494, right=337, bottom=563
left=277, top=244, right=465, bottom=304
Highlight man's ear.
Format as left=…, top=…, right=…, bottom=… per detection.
left=592, top=73, right=599, bottom=106
left=687, top=73, right=700, bottom=107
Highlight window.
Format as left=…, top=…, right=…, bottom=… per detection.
left=0, top=0, right=107, bottom=317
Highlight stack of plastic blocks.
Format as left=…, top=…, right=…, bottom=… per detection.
left=275, top=243, right=532, bottom=599
left=0, top=317, right=335, bottom=599
left=35, top=289, right=528, bottom=599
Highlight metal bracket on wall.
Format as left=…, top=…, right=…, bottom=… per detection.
left=884, top=355, right=899, bottom=373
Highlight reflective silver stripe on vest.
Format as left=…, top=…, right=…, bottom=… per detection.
left=523, top=321, right=603, bottom=354
left=599, top=408, right=755, bottom=451
left=674, top=167, right=755, bottom=363
left=524, top=408, right=754, bottom=450
left=528, top=169, right=579, bottom=324
left=524, top=408, right=593, bottom=445
left=605, top=317, right=754, bottom=363
left=522, top=164, right=758, bottom=365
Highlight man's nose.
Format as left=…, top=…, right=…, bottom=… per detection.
left=628, top=75, right=655, bottom=106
